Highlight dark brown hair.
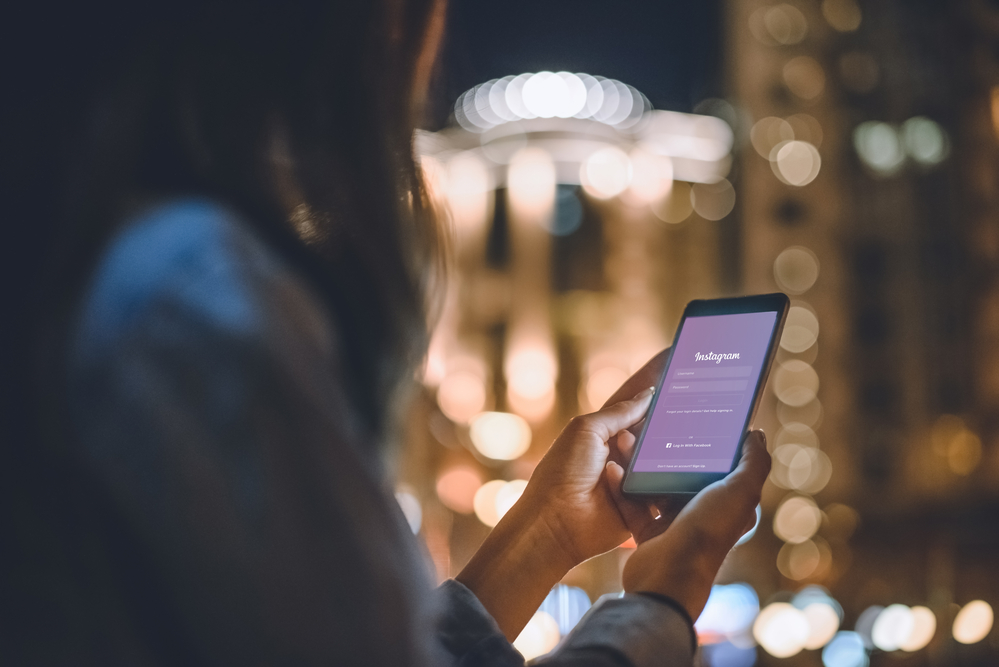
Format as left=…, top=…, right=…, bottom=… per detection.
left=0, top=0, right=445, bottom=659
left=2, top=0, right=445, bottom=441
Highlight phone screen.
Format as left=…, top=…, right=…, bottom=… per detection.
left=631, top=311, right=779, bottom=474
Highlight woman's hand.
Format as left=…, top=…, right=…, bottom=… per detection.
left=519, top=386, right=657, bottom=567
left=610, top=430, right=771, bottom=620
left=456, top=349, right=669, bottom=640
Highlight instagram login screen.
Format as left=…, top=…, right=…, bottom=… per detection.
left=633, top=312, right=778, bottom=473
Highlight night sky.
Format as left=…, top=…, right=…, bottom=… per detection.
left=434, top=0, right=723, bottom=125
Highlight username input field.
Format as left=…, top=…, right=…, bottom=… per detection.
left=671, top=365, right=753, bottom=380
left=667, top=379, right=749, bottom=393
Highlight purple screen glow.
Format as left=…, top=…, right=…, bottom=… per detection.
left=633, top=311, right=778, bottom=473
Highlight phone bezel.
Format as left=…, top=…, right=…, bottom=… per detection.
left=622, top=292, right=790, bottom=497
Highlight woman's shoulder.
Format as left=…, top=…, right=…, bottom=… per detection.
left=75, top=197, right=335, bottom=364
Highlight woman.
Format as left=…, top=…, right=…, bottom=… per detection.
left=0, top=0, right=769, bottom=664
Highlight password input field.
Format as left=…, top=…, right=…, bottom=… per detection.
left=667, top=379, right=749, bottom=393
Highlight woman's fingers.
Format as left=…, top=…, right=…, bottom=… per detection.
left=570, top=387, right=655, bottom=443
left=727, top=430, right=770, bottom=499
left=605, top=461, right=669, bottom=544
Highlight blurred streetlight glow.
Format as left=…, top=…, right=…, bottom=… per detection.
left=508, top=147, right=557, bottom=215
left=872, top=604, right=914, bottom=651
left=469, top=412, right=532, bottom=461
left=901, top=117, right=949, bottom=166
left=953, top=600, right=993, bottom=644
left=436, top=465, right=484, bottom=514
left=781, top=305, right=820, bottom=352
left=773, top=494, right=822, bottom=543
left=652, top=181, right=694, bottom=224
left=695, top=583, right=760, bottom=645
left=751, top=117, right=795, bottom=159
left=754, top=602, right=810, bottom=658
left=581, top=147, right=633, bottom=199
left=582, top=366, right=629, bottom=412
left=803, top=602, right=841, bottom=649
left=822, top=0, right=862, bottom=32
left=691, top=179, right=737, bottom=220
left=437, top=369, right=488, bottom=424
left=774, top=359, right=820, bottom=407
left=495, top=479, right=528, bottom=518
left=624, top=148, right=673, bottom=205
left=774, top=246, right=820, bottom=294
left=472, top=480, right=507, bottom=527
left=514, top=610, right=560, bottom=659
left=899, top=606, right=936, bottom=651
left=771, top=140, right=822, bottom=186
left=854, top=122, right=904, bottom=175
left=821, top=631, right=868, bottom=667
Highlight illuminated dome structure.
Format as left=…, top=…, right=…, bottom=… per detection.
left=418, top=71, right=735, bottom=203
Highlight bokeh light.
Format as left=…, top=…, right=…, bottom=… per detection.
left=696, top=583, right=760, bottom=645
left=822, top=0, right=862, bottom=32
left=582, top=365, right=629, bottom=412
left=436, top=465, right=484, bottom=514
left=749, top=4, right=808, bottom=46
left=581, top=147, right=633, bottom=199
left=495, top=479, right=528, bottom=518
left=691, top=179, right=736, bottom=220
left=470, top=480, right=504, bottom=527
left=771, top=140, right=822, bottom=186
left=777, top=538, right=826, bottom=579
left=899, top=606, right=936, bottom=651
left=774, top=246, right=820, bottom=294
left=783, top=57, right=826, bottom=100
left=953, top=600, right=993, bottom=644
left=778, top=397, right=824, bottom=427
left=901, top=117, right=949, bottom=166
left=773, top=494, right=822, bottom=543
left=772, top=443, right=832, bottom=493
left=539, top=585, right=592, bottom=636
left=652, top=181, right=694, bottom=223
left=871, top=604, right=914, bottom=651
left=438, top=369, right=488, bottom=424
left=508, top=147, right=557, bottom=215
left=803, top=602, right=841, bottom=649
left=774, top=359, right=820, bottom=407
left=754, top=602, right=810, bottom=658
left=624, top=148, right=673, bottom=205
left=469, top=412, right=532, bottom=461
left=514, top=610, right=560, bottom=660
left=787, top=113, right=824, bottom=147
left=822, top=631, right=868, bottom=667
left=776, top=421, right=820, bottom=449
left=780, top=305, right=820, bottom=353
left=751, top=116, right=795, bottom=159
left=854, top=122, right=905, bottom=175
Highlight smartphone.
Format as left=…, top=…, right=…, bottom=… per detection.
left=623, top=293, right=789, bottom=496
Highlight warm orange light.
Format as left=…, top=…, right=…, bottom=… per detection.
left=437, top=370, right=488, bottom=424
left=953, top=600, right=993, bottom=644
left=773, top=495, right=822, bottom=543
left=436, top=465, right=484, bottom=514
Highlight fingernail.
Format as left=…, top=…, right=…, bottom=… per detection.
left=635, top=386, right=656, bottom=399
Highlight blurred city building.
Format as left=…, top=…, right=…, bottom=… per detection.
left=396, top=0, right=999, bottom=664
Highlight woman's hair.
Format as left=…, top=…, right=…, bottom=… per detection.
left=0, top=0, right=445, bottom=656
left=2, top=0, right=445, bottom=442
